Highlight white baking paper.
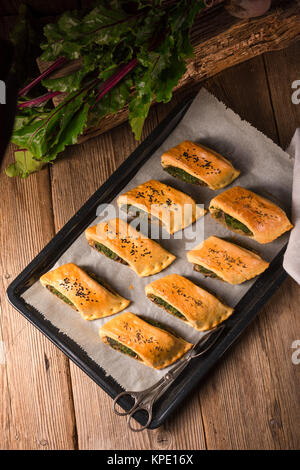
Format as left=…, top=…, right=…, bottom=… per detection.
left=22, top=89, right=293, bottom=391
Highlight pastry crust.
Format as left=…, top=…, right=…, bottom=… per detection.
left=117, top=179, right=206, bottom=234
left=99, top=312, right=192, bottom=369
left=209, top=186, right=293, bottom=243
left=40, top=263, right=130, bottom=320
left=145, top=274, right=234, bottom=331
left=187, top=236, right=269, bottom=284
left=85, top=218, right=175, bottom=277
left=161, top=141, right=240, bottom=189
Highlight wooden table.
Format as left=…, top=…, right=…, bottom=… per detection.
left=1, top=26, right=300, bottom=451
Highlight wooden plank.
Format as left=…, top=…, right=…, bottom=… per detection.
left=194, top=55, right=300, bottom=450
left=263, top=41, right=300, bottom=148
left=204, top=59, right=279, bottom=141
left=0, top=145, right=77, bottom=449
left=0, top=310, right=12, bottom=450
left=189, top=0, right=300, bottom=80
left=0, top=8, right=79, bottom=451
left=260, top=42, right=300, bottom=450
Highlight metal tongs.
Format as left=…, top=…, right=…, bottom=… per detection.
left=113, top=324, right=225, bottom=431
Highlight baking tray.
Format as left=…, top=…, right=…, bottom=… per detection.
left=6, top=96, right=287, bottom=429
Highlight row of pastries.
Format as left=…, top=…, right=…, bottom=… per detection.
left=40, top=141, right=293, bottom=370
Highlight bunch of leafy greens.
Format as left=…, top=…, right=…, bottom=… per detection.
left=7, top=0, right=206, bottom=178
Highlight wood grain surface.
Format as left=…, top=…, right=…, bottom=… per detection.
left=0, top=1, right=300, bottom=450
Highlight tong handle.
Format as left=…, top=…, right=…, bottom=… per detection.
left=113, top=325, right=225, bottom=430
left=113, top=377, right=166, bottom=416
left=191, top=324, right=225, bottom=358
left=113, top=391, right=138, bottom=416
left=126, top=403, right=153, bottom=432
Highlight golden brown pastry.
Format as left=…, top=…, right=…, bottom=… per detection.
left=117, top=179, right=205, bottom=234
left=145, top=274, right=234, bottom=331
left=209, top=186, right=293, bottom=243
left=40, top=263, right=130, bottom=320
left=187, top=236, right=269, bottom=284
left=99, top=312, right=192, bottom=369
left=85, top=218, right=175, bottom=277
left=161, top=140, right=240, bottom=189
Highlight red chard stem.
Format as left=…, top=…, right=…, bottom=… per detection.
left=18, top=91, right=63, bottom=108
left=95, top=57, right=138, bottom=104
left=18, top=57, right=68, bottom=97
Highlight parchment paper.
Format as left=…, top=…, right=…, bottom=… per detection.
left=22, top=89, right=293, bottom=391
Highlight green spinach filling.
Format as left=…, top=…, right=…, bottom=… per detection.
left=224, top=213, right=253, bottom=235
left=163, top=166, right=206, bottom=185
left=211, top=208, right=253, bottom=235
left=194, top=264, right=220, bottom=279
left=46, top=285, right=75, bottom=307
left=106, top=337, right=140, bottom=359
left=141, top=316, right=177, bottom=335
left=148, top=294, right=186, bottom=320
left=93, top=241, right=127, bottom=265
left=94, top=242, right=118, bottom=259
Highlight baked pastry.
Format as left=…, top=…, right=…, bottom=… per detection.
left=40, top=263, right=130, bottom=320
left=209, top=186, right=293, bottom=243
left=99, top=312, right=192, bottom=369
left=145, top=274, right=234, bottom=331
left=117, top=179, right=205, bottom=234
left=85, top=218, right=175, bottom=277
left=187, top=236, right=269, bottom=284
left=161, top=140, right=240, bottom=189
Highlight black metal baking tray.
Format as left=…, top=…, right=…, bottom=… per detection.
left=6, top=96, right=287, bottom=429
